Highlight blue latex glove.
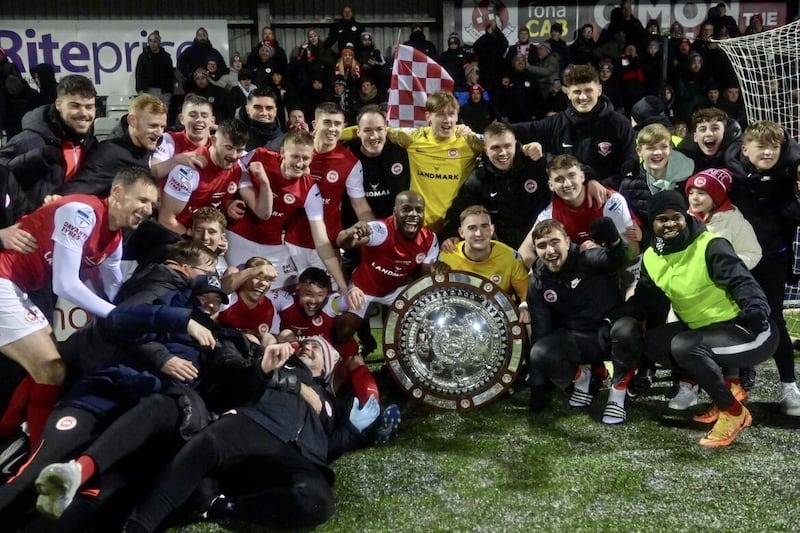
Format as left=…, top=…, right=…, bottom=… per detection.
left=349, top=395, right=380, bottom=432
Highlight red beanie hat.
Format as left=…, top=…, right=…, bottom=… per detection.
left=685, top=168, right=732, bottom=208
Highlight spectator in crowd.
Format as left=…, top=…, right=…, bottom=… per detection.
left=620, top=44, right=646, bottom=115
left=177, top=27, right=228, bottom=82
left=718, top=84, right=747, bottom=129
left=333, top=44, right=361, bottom=89
left=505, top=27, right=533, bottom=68
left=597, top=59, right=624, bottom=112
left=497, top=53, right=543, bottom=122
left=404, top=24, right=438, bottom=60
left=569, top=24, right=598, bottom=66
left=473, top=19, right=507, bottom=96
left=514, top=64, right=637, bottom=188
left=246, top=26, right=288, bottom=73
left=135, top=31, right=174, bottom=109
left=690, top=21, right=716, bottom=58
left=286, top=106, right=308, bottom=131
left=0, top=75, right=98, bottom=207
left=228, top=68, right=256, bottom=114
left=213, top=53, right=244, bottom=91
left=744, top=13, right=764, bottom=35
left=526, top=217, right=640, bottom=423
left=545, top=23, right=571, bottom=71
left=629, top=191, right=777, bottom=446
left=354, top=32, right=387, bottom=91
left=527, top=42, right=560, bottom=101
left=675, top=52, right=709, bottom=121
left=150, top=95, right=214, bottom=179
left=709, top=2, right=742, bottom=37
left=458, top=84, right=495, bottom=134
left=724, top=120, right=800, bottom=416
left=641, top=38, right=665, bottom=97
left=325, top=5, right=366, bottom=54
left=352, top=76, right=385, bottom=118
left=249, top=43, right=287, bottom=89
left=234, top=87, right=285, bottom=152
left=677, top=107, right=740, bottom=171
left=667, top=38, right=692, bottom=87
left=58, top=94, right=167, bottom=198
left=440, top=33, right=472, bottom=91
left=29, top=64, right=58, bottom=108
left=326, top=76, right=357, bottom=123
left=186, top=68, right=231, bottom=121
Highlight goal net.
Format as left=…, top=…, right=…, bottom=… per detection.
left=715, top=20, right=800, bottom=338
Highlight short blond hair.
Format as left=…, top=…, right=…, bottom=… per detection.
left=129, top=93, right=168, bottom=116
left=744, top=121, right=785, bottom=145
left=637, top=123, right=672, bottom=146
left=425, top=91, right=459, bottom=114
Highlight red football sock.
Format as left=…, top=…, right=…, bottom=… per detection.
left=26, top=383, right=61, bottom=446
left=614, top=368, right=637, bottom=390
left=76, top=455, right=97, bottom=485
left=0, top=375, right=34, bottom=438
left=723, top=401, right=743, bottom=416
left=349, top=365, right=380, bottom=404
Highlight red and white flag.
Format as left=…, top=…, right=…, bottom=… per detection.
left=387, top=44, right=454, bottom=128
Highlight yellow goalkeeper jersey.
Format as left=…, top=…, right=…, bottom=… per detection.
left=439, top=240, right=530, bottom=302
left=387, top=127, right=483, bottom=232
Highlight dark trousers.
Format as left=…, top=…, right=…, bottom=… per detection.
left=528, top=317, right=641, bottom=390
left=127, top=413, right=334, bottom=532
left=752, top=253, right=796, bottom=382
left=644, top=320, right=779, bottom=408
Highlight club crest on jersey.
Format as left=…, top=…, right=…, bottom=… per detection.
left=524, top=179, right=537, bottom=193
left=597, top=142, right=612, bottom=156
left=391, top=163, right=404, bottom=175
left=326, top=170, right=339, bottom=183
left=75, top=207, right=95, bottom=229
left=415, top=253, right=425, bottom=264
left=312, top=315, right=324, bottom=327
left=491, top=274, right=501, bottom=284
left=227, top=181, right=238, bottom=194
left=24, top=308, right=44, bottom=323
left=55, top=416, right=77, bottom=431
left=284, top=193, right=296, bottom=204
left=448, top=149, right=458, bottom=158
left=544, top=289, right=557, bottom=303
left=258, top=323, right=268, bottom=334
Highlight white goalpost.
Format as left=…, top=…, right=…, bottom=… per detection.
left=714, top=20, right=800, bottom=336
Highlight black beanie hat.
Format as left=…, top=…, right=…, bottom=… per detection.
left=647, top=190, right=688, bottom=225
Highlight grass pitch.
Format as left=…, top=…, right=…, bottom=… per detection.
left=172, top=350, right=800, bottom=533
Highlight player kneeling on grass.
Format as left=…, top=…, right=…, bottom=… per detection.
left=526, top=217, right=640, bottom=423
left=629, top=191, right=778, bottom=447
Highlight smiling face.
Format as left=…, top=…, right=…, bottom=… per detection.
left=128, top=108, right=166, bottom=151
left=357, top=111, right=387, bottom=157
left=548, top=164, right=585, bottom=206
left=210, top=130, right=245, bottom=169
left=180, top=103, right=213, bottom=144
left=693, top=120, right=725, bottom=156
left=567, top=81, right=601, bottom=113
left=534, top=228, right=570, bottom=273
left=393, top=192, right=425, bottom=239
left=637, top=139, right=671, bottom=177
left=56, top=93, right=96, bottom=135
left=109, top=180, right=158, bottom=231
left=742, top=139, right=781, bottom=172
left=240, top=271, right=272, bottom=305
left=191, top=219, right=224, bottom=252
left=652, top=209, right=687, bottom=240
left=484, top=130, right=516, bottom=171
left=297, top=341, right=325, bottom=377
left=313, top=111, right=345, bottom=151
left=426, top=106, right=458, bottom=141
left=459, top=213, right=494, bottom=257
left=280, top=141, right=314, bottom=179
left=246, top=96, right=277, bottom=124
left=297, top=281, right=329, bottom=317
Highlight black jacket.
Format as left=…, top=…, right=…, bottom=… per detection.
left=58, top=114, right=154, bottom=198
left=235, top=105, right=284, bottom=152
left=512, top=95, right=637, bottom=187
left=0, top=104, right=98, bottom=205
left=676, top=117, right=741, bottom=172
left=177, top=39, right=229, bottom=80
left=442, top=146, right=549, bottom=249
left=135, top=47, right=175, bottom=93
left=0, top=165, right=34, bottom=236
left=724, top=134, right=800, bottom=258
left=528, top=241, right=626, bottom=340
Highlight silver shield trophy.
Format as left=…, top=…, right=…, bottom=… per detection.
left=383, top=271, right=525, bottom=410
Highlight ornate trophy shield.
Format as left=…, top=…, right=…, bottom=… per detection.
left=383, top=271, right=525, bottom=410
